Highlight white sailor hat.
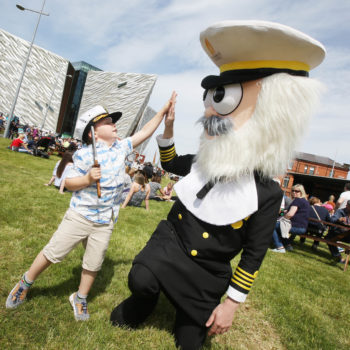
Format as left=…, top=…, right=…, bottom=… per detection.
left=74, top=105, right=122, bottom=143
left=200, top=20, right=326, bottom=89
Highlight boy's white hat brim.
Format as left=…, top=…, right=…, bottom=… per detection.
left=74, top=105, right=122, bottom=142
left=200, top=20, right=326, bottom=88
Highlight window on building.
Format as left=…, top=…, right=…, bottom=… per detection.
left=283, top=176, right=290, bottom=188
left=304, top=165, right=308, bottom=174
left=309, top=166, right=315, bottom=175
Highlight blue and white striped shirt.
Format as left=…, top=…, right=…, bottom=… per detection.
left=67, top=137, right=133, bottom=224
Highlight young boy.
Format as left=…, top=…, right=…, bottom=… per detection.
left=6, top=93, right=175, bottom=320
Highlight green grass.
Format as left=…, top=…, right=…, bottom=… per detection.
left=0, top=137, right=349, bottom=350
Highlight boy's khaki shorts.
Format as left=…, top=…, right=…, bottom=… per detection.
left=43, top=209, right=114, bottom=272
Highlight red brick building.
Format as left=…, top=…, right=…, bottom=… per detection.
left=280, top=152, right=349, bottom=200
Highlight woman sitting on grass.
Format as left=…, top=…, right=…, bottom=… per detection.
left=45, top=152, right=74, bottom=194
left=55, top=152, right=74, bottom=194
left=148, top=175, right=165, bottom=200
left=122, top=172, right=151, bottom=210
left=271, top=184, right=310, bottom=253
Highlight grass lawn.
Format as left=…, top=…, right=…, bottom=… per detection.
left=0, top=137, right=349, bottom=350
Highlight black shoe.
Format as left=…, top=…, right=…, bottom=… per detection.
left=333, top=256, right=345, bottom=264
left=285, top=244, right=293, bottom=252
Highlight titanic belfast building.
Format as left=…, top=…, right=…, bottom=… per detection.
left=0, top=28, right=157, bottom=143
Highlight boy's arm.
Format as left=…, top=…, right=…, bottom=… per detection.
left=131, top=92, right=176, bottom=148
left=65, top=167, right=101, bottom=192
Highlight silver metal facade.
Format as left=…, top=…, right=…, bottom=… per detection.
left=0, top=29, right=69, bottom=132
left=77, top=71, right=157, bottom=139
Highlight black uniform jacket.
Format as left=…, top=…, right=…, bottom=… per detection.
left=133, top=142, right=282, bottom=326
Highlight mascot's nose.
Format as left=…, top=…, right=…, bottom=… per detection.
left=204, top=106, right=219, bottom=118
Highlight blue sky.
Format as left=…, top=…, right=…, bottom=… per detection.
left=1, top=0, right=350, bottom=168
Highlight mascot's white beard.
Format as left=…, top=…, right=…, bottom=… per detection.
left=195, top=73, right=325, bottom=182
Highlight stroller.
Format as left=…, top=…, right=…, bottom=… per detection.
left=32, top=137, right=53, bottom=158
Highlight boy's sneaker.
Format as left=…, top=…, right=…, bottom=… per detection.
left=69, top=293, right=90, bottom=321
left=6, top=279, right=30, bottom=309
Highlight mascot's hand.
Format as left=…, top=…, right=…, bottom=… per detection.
left=206, top=297, right=240, bottom=336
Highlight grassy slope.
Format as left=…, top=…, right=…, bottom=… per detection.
left=0, top=137, right=349, bottom=350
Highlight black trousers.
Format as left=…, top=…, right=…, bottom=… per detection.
left=325, top=229, right=350, bottom=257
left=110, top=264, right=208, bottom=350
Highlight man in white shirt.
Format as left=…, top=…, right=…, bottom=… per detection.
left=335, top=183, right=350, bottom=210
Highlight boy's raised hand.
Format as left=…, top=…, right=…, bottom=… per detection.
left=131, top=91, right=177, bottom=148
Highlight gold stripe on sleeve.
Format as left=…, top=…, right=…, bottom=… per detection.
left=235, top=270, right=254, bottom=283
left=232, top=275, right=253, bottom=287
left=231, top=278, right=251, bottom=291
left=237, top=266, right=258, bottom=279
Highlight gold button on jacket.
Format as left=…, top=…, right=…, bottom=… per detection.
left=202, top=232, right=209, bottom=239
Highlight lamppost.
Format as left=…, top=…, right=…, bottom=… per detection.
left=4, top=1, right=49, bottom=138
left=41, top=73, right=72, bottom=131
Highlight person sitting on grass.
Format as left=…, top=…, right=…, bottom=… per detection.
left=271, top=184, right=310, bottom=253
left=55, top=151, right=74, bottom=194
left=5, top=94, right=175, bottom=321
left=45, top=152, right=74, bottom=193
left=324, top=200, right=350, bottom=264
left=121, top=172, right=151, bottom=210
left=148, top=174, right=165, bottom=200
left=160, top=181, right=174, bottom=201
left=10, top=134, right=32, bottom=154
left=303, top=197, right=331, bottom=251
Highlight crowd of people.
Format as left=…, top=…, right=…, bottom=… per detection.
left=5, top=115, right=349, bottom=265
left=271, top=182, right=350, bottom=264
left=3, top=115, right=81, bottom=157
left=120, top=163, right=176, bottom=209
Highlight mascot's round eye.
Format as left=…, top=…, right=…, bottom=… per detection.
left=212, top=84, right=243, bottom=115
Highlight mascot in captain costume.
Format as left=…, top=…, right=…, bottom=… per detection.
left=111, top=20, right=325, bottom=349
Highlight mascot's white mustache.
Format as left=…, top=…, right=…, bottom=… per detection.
left=197, top=115, right=233, bottom=136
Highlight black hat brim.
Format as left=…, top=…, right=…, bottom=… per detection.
left=201, top=68, right=309, bottom=89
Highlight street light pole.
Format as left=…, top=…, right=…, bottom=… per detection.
left=4, top=0, right=49, bottom=138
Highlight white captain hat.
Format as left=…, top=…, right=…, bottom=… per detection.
left=200, top=20, right=326, bottom=89
left=74, top=105, right=122, bottom=143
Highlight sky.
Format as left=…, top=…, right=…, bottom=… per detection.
left=1, top=0, right=350, bottom=167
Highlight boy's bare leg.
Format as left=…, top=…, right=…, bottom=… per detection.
left=26, top=250, right=52, bottom=281
left=78, top=269, right=97, bottom=295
